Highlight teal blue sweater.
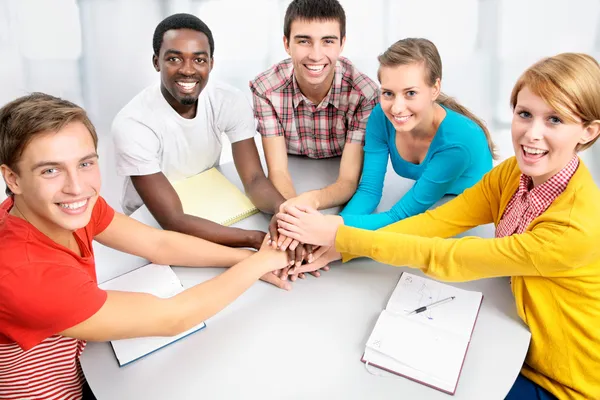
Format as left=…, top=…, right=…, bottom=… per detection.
left=341, top=104, right=493, bottom=230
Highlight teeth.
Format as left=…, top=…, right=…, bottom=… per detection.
left=394, top=115, right=411, bottom=122
left=177, top=82, right=197, bottom=89
left=59, top=200, right=87, bottom=210
left=306, top=65, right=325, bottom=72
left=523, top=146, right=548, bottom=155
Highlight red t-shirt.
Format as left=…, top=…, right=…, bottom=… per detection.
left=0, top=196, right=115, bottom=400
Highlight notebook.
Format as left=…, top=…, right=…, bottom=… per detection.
left=362, top=272, right=483, bottom=395
left=99, top=263, right=206, bottom=367
left=171, top=167, right=259, bottom=226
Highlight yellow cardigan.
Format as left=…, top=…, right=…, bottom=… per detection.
left=336, top=157, right=600, bottom=400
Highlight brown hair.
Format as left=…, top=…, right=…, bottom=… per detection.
left=378, top=38, right=497, bottom=159
left=283, top=0, right=346, bottom=41
left=510, top=53, right=600, bottom=152
left=0, top=92, right=98, bottom=196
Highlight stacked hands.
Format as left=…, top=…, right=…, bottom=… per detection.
left=258, top=200, right=346, bottom=289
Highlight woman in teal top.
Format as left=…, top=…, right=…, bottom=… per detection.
left=341, top=38, right=495, bottom=230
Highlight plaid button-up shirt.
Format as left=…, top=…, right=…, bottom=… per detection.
left=249, top=57, right=379, bottom=159
left=496, top=155, right=580, bottom=238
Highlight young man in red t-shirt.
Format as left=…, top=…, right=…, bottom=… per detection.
left=0, top=93, right=321, bottom=399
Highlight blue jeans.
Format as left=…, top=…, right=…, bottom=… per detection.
left=505, top=374, right=557, bottom=400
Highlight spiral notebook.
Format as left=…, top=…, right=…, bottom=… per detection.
left=99, top=264, right=206, bottom=367
left=362, top=272, right=483, bottom=395
left=171, top=168, right=259, bottom=226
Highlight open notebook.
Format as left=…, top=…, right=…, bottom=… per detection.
left=172, top=167, right=258, bottom=226
left=362, top=272, right=483, bottom=395
left=99, top=264, right=206, bottom=367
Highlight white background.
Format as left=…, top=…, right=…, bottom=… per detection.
left=1, top=0, right=599, bottom=209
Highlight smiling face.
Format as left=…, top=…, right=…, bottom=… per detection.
left=284, top=19, right=345, bottom=95
left=511, top=86, right=598, bottom=186
left=379, top=63, right=440, bottom=133
left=153, top=28, right=213, bottom=111
left=1, top=121, right=101, bottom=236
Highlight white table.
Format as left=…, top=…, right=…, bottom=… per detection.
left=83, top=156, right=531, bottom=400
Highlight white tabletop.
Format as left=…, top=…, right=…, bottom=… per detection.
left=83, top=156, right=531, bottom=400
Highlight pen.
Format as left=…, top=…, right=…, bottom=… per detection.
left=407, top=296, right=455, bottom=315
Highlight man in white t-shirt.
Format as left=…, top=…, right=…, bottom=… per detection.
left=113, top=14, right=291, bottom=255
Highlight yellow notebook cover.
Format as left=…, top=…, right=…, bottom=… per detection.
left=171, top=168, right=259, bottom=226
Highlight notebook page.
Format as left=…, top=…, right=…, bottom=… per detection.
left=171, top=168, right=258, bottom=226
left=99, top=263, right=182, bottom=297
left=386, top=273, right=482, bottom=338
left=365, top=310, right=468, bottom=386
left=99, top=264, right=205, bottom=366
left=363, top=347, right=456, bottom=394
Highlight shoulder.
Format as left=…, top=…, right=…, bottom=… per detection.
left=367, top=104, right=387, bottom=127
left=564, top=161, right=600, bottom=223
left=113, top=85, right=160, bottom=125
left=338, top=57, right=378, bottom=100
left=206, top=80, right=248, bottom=106
left=441, top=107, right=483, bottom=134
left=112, top=85, right=164, bottom=140
left=250, top=59, right=294, bottom=96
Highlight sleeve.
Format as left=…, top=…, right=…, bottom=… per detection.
left=249, top=82, right=285, bottom=138
left=219, top=89, right=257, bottom=144
left=345, top=86, right=379, bottom=145
left=0, top=263, right=107, bottom=350
left=340, top=106, right=389, bottom=222
left=91, top=196, right=116, bottom=236
left=112, top=117, right=162, bottom=177
left=343, top=146, right=472, bottom=231
left=335, top=216, right=599, bottom=282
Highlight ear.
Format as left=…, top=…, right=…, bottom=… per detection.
left=431, top=78, right=441, bottom=101
left=152, top=54, right=160, bottom=72
left=340, top=36, right=346, bottom=53
left=209, top=57, right=215, bottom=73
left=580, top=120, right=600, bottom=145
left=283, top=35, right=291, bottom=57
left=1, top=164, right=21, bottom=195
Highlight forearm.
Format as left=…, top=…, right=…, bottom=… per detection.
left=160, top=213, right=258, bottom=249
left=151, top=228, right=253, bottom=267
left=313, top=179, right=358, bottom=210
left=245, top=176, right=286, bottom=214
left=168, top=251, right=285, bottom=332
left=341, top=211, right=396, bottom=230
left=78, top=251, right=285, bottom=341
left=334, top=224, right=547, bottom=282
left=269, top=170, right=297, bottom=200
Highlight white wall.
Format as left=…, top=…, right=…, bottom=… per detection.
left=1, top=0, right=600, bottom=205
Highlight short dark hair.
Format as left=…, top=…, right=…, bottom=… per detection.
left=0, top=93, right=98, bottom=196
left=283, top=0, right=346, bottom=41
left=153, top=13, right=215, bottom=57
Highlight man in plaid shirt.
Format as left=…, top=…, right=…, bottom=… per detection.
left=250, top=0, right=379, bottom=216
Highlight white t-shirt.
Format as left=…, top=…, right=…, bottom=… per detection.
left=112, top=80, right=256, bottom=215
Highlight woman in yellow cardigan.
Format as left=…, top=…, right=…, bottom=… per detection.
left=276, top=53, right=600, bottom=400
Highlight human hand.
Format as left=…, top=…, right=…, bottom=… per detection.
left=247, top=230, right=267, bottom=250
left=289, top=246, right=341, bottom=275
left=277, top=206, right=344, bottom=247
left=256, top=234, right=290, bottom=273
left=279, top=191, right=319, bottom=213
left=260, top=271, right=292, bottom=291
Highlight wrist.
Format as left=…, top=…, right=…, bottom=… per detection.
left=304, top=191, right=320, bottom=209
left=255, top=249, right=289, bottom=272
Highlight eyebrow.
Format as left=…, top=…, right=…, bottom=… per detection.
left=381, top=86, right=419, bottom=92
left=30, top=152, right=99, bottom=172
left=164, top=49, right=210, bottom=57
left=293, top=35, right=339, bottom=40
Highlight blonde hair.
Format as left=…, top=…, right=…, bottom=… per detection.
left=510, top=53, right=600, bottom=152
left=378, top=38, right=497, bottom=159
